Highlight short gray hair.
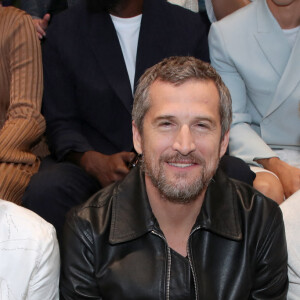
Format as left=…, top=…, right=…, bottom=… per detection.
left=132, top=56, right=232, bottom=139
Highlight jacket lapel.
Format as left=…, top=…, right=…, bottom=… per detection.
left=109, top=166, right=242, bottom=244
left=109, top=166, right=155, bottom=244
left=254, top=0, right=300, bottom=117
left=134, top=0, right=172, bottom=90
left=87, top=0, right=173, bottom=109
left=265, top=30, right=300, bottom=116
left=198, top=169, right=242, bottom=241
left=87, top=11, right=133, bottom=114
left=254, top=0, right=291, bottom=78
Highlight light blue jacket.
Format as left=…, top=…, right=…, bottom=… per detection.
left=209, top=0, right=300, bottom=165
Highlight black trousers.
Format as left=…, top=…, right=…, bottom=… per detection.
left=22, top=156, right=101, bottom=240
left=22, top=155, right=255, bottom=240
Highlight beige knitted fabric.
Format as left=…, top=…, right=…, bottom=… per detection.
left=0, top=6, right=45, bottom=204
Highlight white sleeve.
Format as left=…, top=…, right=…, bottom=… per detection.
left=27, top=225, right=60, bottom=300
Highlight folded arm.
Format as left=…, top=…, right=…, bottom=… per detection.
left=0, top=11, right=45, bottom=165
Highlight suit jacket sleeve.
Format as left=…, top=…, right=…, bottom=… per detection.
left=42, top=15, right=94, bottom=161
left=208, top=22, right=277, bottom=164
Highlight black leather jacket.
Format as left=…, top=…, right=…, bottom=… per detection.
left=60, top=166, right=288, bottom=299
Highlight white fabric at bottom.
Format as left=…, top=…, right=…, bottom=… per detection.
left=0, top=199, right=60, bottom=299
left=280, top=190, right=300, bottom=300
left=250, top=165, right=279, bottom=180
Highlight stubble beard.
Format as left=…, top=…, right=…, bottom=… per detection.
left=142, top=151, right=219, bottom=205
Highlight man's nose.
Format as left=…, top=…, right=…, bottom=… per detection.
left=172, top=125, right=196, bottom=155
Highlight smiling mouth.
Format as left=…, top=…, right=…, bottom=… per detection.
left=168, top=162, right=196, bottom=168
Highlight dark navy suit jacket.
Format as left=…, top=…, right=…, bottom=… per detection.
left=42, top=0, right=209, bottom=161
left=21, top=0, right=70, bottom=17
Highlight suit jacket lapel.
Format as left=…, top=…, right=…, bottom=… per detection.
left=254, top=0, right=291, bottom=78
left=266, top=30, right=300, bottom=116
left=134, top=0, right=172, bottom=91
left=254, top=0, right=300, bottom=117
left=87, top=11, right=133, bottom=114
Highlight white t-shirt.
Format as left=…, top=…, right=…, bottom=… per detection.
left=0, top=200, right=60, bottom=299
left=111, top=14, right=142, bottom=93
left=283, top=26, right=300, bottom=48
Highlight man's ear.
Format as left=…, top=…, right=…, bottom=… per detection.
left=219, top=130, right=230, bottom=158
left=132, top=121, right=142, bottom=154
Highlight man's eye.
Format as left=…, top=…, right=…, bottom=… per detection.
left=159, top=121, right=172, bottom=127
left=196, top=123, right=208, bottom=128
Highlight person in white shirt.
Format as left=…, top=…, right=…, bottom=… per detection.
left=0, top=199, right=60, bottom=299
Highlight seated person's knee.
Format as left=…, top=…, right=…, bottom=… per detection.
left=253, top=172, right=284, bottom=204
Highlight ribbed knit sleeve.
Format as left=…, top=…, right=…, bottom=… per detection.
left=0, top=7, right=45, bottom=203
left=0, top=7, right=45, bottom=164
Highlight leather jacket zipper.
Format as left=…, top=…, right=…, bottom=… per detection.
left=151, top=230, right=171, bottom=300
left=187, top=225, right=201, bottom=300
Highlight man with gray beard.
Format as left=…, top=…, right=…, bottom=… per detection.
left=23, top=0, right=254, bottom=241
left=60, top=56, right=288, bottom=299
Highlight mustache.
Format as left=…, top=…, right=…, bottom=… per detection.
left=160, top=152, right=205, bottom=165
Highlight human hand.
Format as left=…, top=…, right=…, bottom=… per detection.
left=32, top=14, right=51, bottom=39
left=79, top=150, right=136, bottom=187
left=257, top=157, right=300, bottom=198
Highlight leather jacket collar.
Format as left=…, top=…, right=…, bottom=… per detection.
left=109, top=165, right=242, bottom=244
